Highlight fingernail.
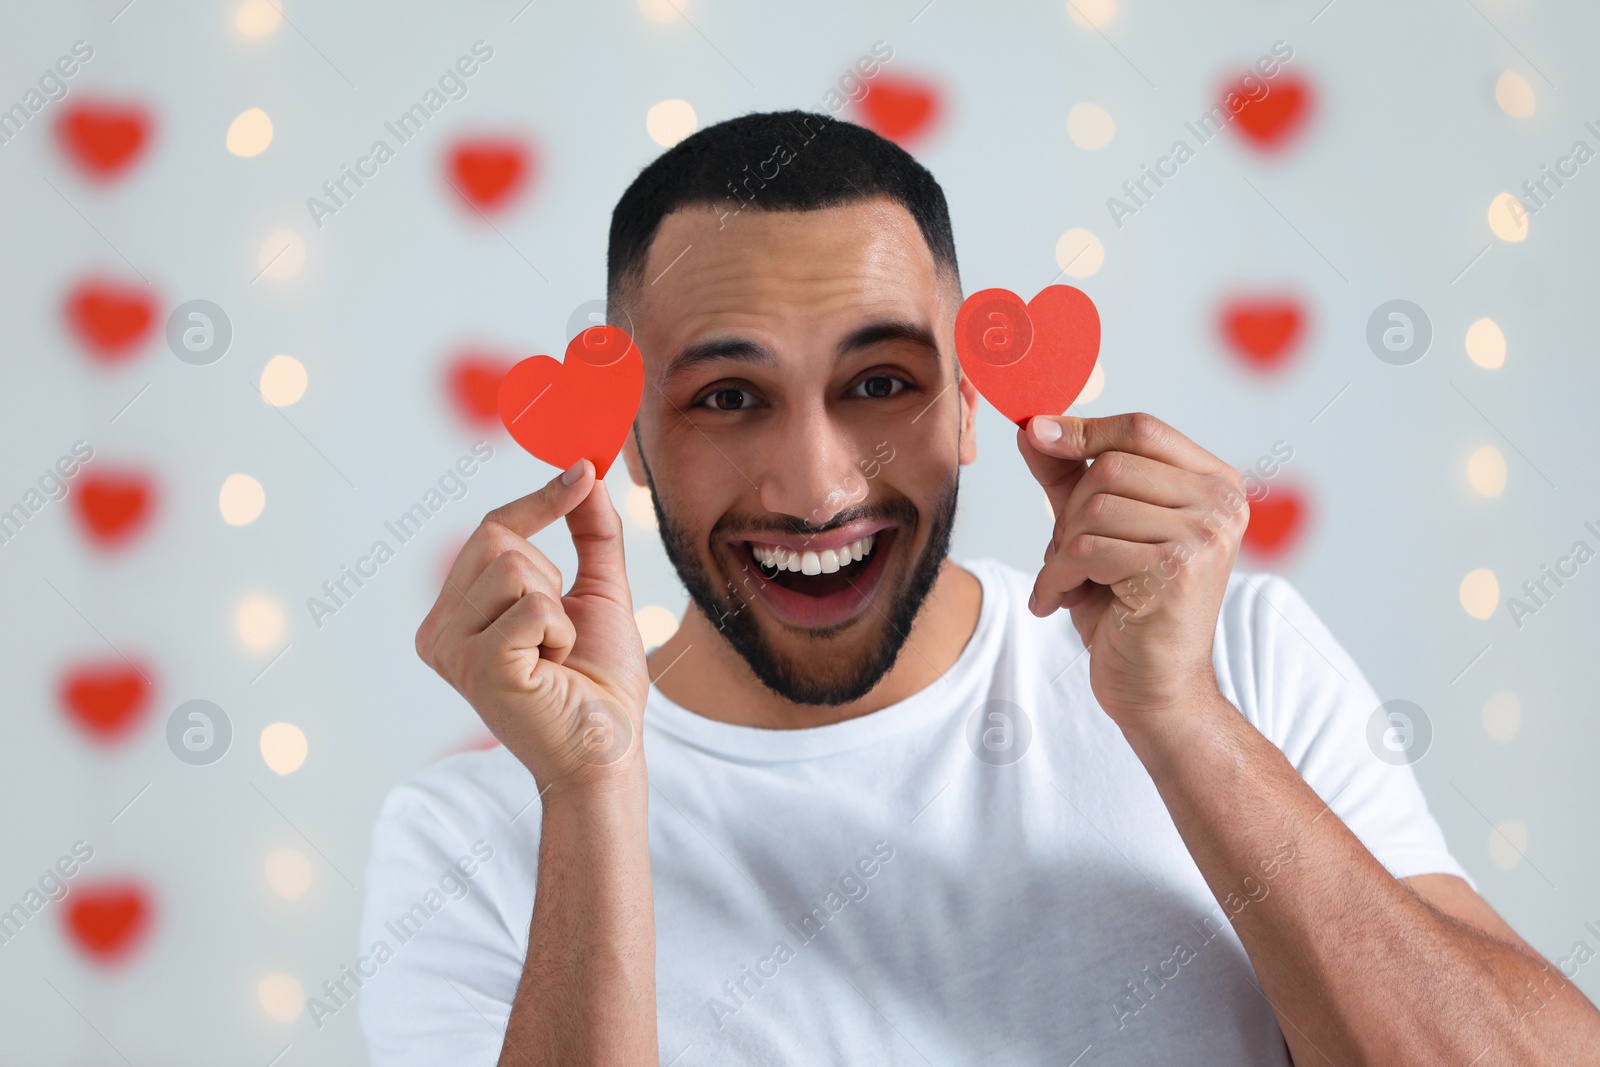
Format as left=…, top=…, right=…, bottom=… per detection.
left=1028, top=590, right=1038, bottom=612
left=561, top=460, right=586, bottom=486
left=1031, top=417, right=1062, bottom=443
left=1044, top=540, right=1056, bottom=561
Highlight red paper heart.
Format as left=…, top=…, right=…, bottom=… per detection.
left=855, top=74, right=942, bottom=146
left=1242, top=488, right=1308, bottom=558
left=60, top=662, right=152, bottom=743
left=446, top=352, right=518, bottom=427
left=498, top=326, right=643, bottom=478
left=57, top=101, right=151, bottom=180
left=1230, top=74, right=1312, bottom=151
left=954, top=286, right=1100, bottom=426
left=73, top=471, right=155, bottom=548
left=1220, top=296, right=1305, bottom=372
left=64, top=882, right=152, bottom=964
left=447, top=138, right=532, bottom=212
left=65, top=279, right=156, bottom=361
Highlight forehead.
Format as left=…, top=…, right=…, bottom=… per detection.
left=631, top=197, right=949, bottom=368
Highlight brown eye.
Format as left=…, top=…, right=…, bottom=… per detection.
left=851, top=375, right=904, bottom=399
left=706, top=388, right=750, bottom=410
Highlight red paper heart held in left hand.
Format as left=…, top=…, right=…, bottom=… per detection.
left=497, top=326, right=643, bottom=478
left=954, top=285, right=1100, bottom=426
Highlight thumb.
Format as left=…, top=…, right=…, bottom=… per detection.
left=563, top=462, right=633, bottom=610
left=1019, top=417, right=1088, bottom=519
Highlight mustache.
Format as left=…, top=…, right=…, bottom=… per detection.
left=710, top=496, right=919, bottom=541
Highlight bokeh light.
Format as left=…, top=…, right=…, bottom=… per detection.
left=235, top=0, right=282, bottom=37
left=1067, top=0, right=1117, bottom=29
left=257, top=229, right=306, bottom=280
left=1459, top=568, right=1499, bottom=620
left=236, top=596, right=287, bottom=651
left=1483, top=691, right=1521, bottom=744
left=1055, top=227, right=1104, bottom=278
left=260, top=722, right=308, bottom=775
left=625, top=484, right=658, bottom=531
left=1074, top=363, right=1105, bottom=405
left=646, top=99, right=697, bottom=147
left=219, top=473, right=265, bottom=526
left=264, top=848, right=313, bottom=900
left=1465, top=317, right=1506, bottom=368
left=637, top=0, right=682, bottom=21
left=260, top=354, right=308, bottom=406
left=1487, top=192, right=1529, bottom=242
left=635, top=605, right=679, bottom=650
left=226, top=108, right=273, bottom=157
left=257, top=973, right=303, bottom=1022
left=1466, top=446, right=1507, bottom=497
left=1066, top=103, right=1116, bottom=150
left=1495, top=70, right=1535, bottom=117
left=1489, top=820, right=1529, bottom=871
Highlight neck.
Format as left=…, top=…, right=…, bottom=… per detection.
left=646, top=558, right=983, bottom=729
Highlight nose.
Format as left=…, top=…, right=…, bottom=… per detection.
left=756, top=401, right=867, bottom=527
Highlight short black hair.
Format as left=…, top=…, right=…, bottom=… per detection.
left=607, top=109, right=960, bottom=316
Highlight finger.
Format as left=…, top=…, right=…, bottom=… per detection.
left=1063, top=450, right=1214, bottom=512
left=1030, top=535, right=1165, bottom=616
left=442, top=550, right=556, bottom=649
left=421, top=466, right=582, bottom=648
left=1018, top=421, right=1089, bottom=518
left=484, top=459, right=594, bottom=539
left=1029, top=412, right=1232, bottom=475
left=476, top=589, right=576, bottom=668
left=1056, top=492, right=1184, bottom=547
left=563, top=471, right=633, bottom=611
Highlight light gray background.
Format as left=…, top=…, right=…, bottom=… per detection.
left=2, top=0, right=1597, bottom=1063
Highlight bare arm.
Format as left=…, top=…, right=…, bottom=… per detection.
left=1020, top=411, right=1600, bottom=1065
left=415, top=460, right=658, bottom=1066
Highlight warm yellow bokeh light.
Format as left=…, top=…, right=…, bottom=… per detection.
left=1488, top=819, right=1528, bottom=871
left=257, top=973, right=304, bottom=1022
left=260, top=722, right=308, bottom=776
left=226, top=108, right=274, bottom=157
left=1075, top=363, right=1105, bottom=405
left=625, top=484, right=658, bottom=531
left=635, top=605, right=680, bottom=650
left=1067, top=0, right=1117, bottom=28
left=236, top=596, right=287, bottom=651
left=1055, top=227, right=1104, bottom=278
left=260, top=354, right=308, bottom=406
left=646, top=99, right=697, bottom=148
left=1066, top=103, right=1116, bottom=150
left=1483, top=691, right=1521, bottom=744
left=1466, top=446, right=1507, bottom=497
left=1465, top=317, right=1506, bottom=369
left=1459, top=568, right=1500, bottom=620
left=219, top=473, right=266, bottom=526
left=1495, top=71, right=1535, bottom=118
left=257, top=228, right=306, bottom=280
left=264, top=848, right=314, bottom=900
left=1488, top=192, right=1529, bottom=242
left=235, top=0, right=282, bottom=37
left=637, top=0, right=682, bottom=21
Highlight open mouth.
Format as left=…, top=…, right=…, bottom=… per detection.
left=730, top=526, right=898, bottom=629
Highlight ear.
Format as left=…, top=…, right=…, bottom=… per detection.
left=621, top=422, right=648, bottom=487
left=957, top=370, right=979, bottom=466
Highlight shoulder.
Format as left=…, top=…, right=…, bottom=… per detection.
left=367, top=743, right=539, bottom=862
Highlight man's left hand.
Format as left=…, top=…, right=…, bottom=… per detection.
left=1018, top=412, right=1249, bottom=730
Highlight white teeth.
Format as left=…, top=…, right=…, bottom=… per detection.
left=751, top=532, right=878, bottom=574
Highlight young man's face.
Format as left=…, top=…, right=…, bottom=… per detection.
left=620, top=197, right=978, bottom=706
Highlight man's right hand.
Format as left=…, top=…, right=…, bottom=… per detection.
left=415, top=459, right=649, bottom=794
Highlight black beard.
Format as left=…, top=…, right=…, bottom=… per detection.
left=640, top=457, right=960, bottom=707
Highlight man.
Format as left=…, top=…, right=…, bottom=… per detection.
left=359, top=111, right=1600, bottom=1064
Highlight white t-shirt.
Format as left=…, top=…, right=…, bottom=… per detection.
left=355, top=558, right=1469, bottom=1066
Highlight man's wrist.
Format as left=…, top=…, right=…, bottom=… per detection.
left=1115, top=689, right=1244, bottom=778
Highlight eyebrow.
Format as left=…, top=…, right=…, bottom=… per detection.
left=659, top=317, right=942, bottom=387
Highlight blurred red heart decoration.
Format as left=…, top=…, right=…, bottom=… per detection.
left=1230, top=74, right=1312, bottom=151
left=447, top=138, right=531, bottom=212
left=1220, top=296, right=1305, bottom=372
left=855, top=74, right=942, bottom=146
left=65, top=279, right=156, bottom=361
left=1242, top=487, right=1308, bottom=558
left=954, top=285, right=1100, bottom=426
left=59, top=662, right=152, bottom=743
left=64, top=882, right=152, bottom=964
left=73, top=471, right=155, bottom=548
left=497, top=326, right=643, bottom=478
left=446, top=352, right=517, bottom=427
left=56, top=101, right=151, bottom=180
